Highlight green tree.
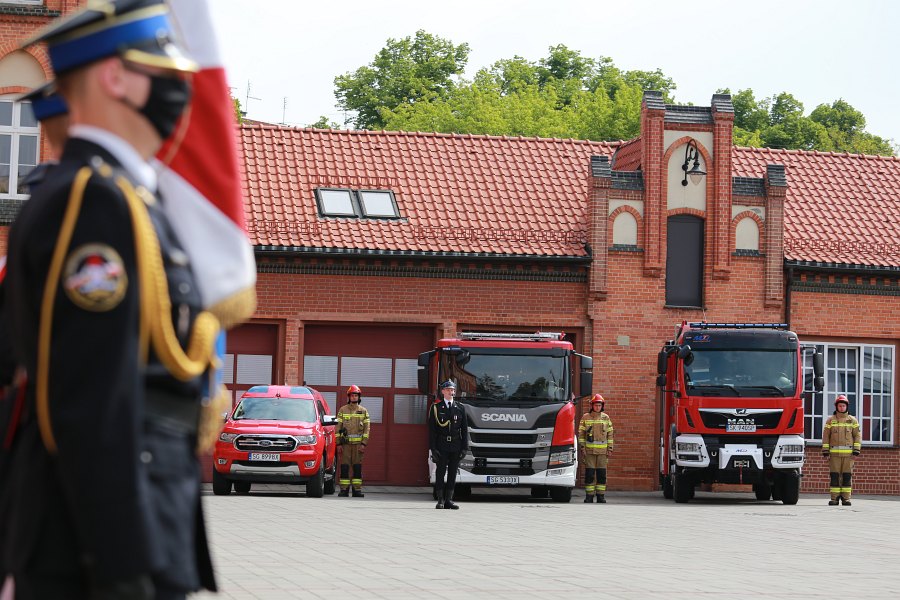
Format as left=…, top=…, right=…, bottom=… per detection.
left=334, top=30, right=470, bottom=130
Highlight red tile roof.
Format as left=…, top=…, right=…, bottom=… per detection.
left=239, top=125, right=618, bottom=257
left=732, top=147, right=900, bottom=267
left=238, top=124, right=900, bottom=267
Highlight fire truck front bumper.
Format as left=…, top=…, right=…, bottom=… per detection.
left=675, top=434, right=805, bottom=470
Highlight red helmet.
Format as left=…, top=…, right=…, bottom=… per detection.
left=347, top=385, right=362, bottom=397
left=835, top=394, right=849, bottom=408
left=590, top=393, right=605, bottom=408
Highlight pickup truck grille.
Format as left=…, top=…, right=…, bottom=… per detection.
left=235, top=434, right=297, bottom=452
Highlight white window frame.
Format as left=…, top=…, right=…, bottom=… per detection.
left=3, top=1, right=42, bottom=5
left=0, top=96, right=40, bottom=199
left=802, top=341, right=894, bottom=446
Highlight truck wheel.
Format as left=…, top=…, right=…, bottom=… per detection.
left=673, top=473, right=692, bottom=503
left=771, top=480, right=784, bottom=501
left=306, top=464, right=325, bottom=498
left=780, top=471, right=800, bottom=505
left=212, top=468, right=232, bottom=496
left=234, top=481, right=251, bottom=494
left=549, top=487, right=572, bottom=503
left=530, top=486, right=550, bottom=498
left=662, top=475, right=674, bottom=499
left=323, top=462, right=336, bottom=495
left=753, top=482, right=772, bottom=501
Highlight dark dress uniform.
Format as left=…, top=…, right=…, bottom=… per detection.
left=1, top=137, right=216, bottom=598
left=428, top=399, right=469, bottom=508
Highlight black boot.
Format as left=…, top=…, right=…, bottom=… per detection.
left=352, top=489, right=365, bottom=498
left=443, top=486, right=459, bottom=509
left=435, top=490, right=444, bottom=509
left=828, top=499, right=839, bottom=506
left=338, top=489, right=349, bottom=497
left=841, top=497, right=852, bottom=506
left=583, top=494, right=594, bottom=503
left=596, top=494, right=607, bottom=504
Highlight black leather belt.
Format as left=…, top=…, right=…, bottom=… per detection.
left=144, top=387, right=200, bottom=435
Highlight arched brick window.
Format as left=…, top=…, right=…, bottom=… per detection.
left=612, top=211, right=638, bottom=246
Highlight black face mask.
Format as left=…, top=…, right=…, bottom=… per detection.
left=139, top=74, right=191, bottom=140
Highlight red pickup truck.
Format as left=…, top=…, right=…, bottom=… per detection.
left=212, top=385, right=339, bottom=497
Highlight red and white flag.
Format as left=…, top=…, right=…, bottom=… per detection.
left=156, top=0, right=256, bottom=329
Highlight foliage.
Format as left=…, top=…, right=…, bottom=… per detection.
left=232, top=95, right=243, bottom=124
left=333, top=31, right=895, bottom=156
left=722, top=88, right=894, bottom=156
left=308, top=115, right=339, bottom=129
left=334, top=30, right=470, bottom=130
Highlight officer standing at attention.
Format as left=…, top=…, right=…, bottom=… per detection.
left=822, top=394, right=861, bottom=506
left=2, top=1, right=219, bottom=598
left=336, top=384, right=370, bottom=497
left=428, top=380, right=468, bottom=509
left=578, top=393, right=614, bottom=503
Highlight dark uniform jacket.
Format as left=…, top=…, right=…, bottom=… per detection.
left=428, top=400, right=468, bottom=456
left=0, top=137, right=215, bottom=592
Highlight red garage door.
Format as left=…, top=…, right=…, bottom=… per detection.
left=303, top=325, right=433, bottom=486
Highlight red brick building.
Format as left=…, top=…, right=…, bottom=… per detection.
left=1, top=3, right=898, bottom=494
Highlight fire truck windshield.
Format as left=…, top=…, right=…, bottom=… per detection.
left=683, top=349, right=797, bottom=396
left=440, top=351, right=568, bottom=403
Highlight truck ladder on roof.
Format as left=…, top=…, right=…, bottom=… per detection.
left=458, top=332, right=564, bottom=342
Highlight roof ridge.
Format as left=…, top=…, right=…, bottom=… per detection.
left=240, top=123, right=624, bottom=147
left=734, top=145, right=900, bottom=162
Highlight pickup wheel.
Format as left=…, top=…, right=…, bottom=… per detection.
left=780, top=471, right=800, bottom=505
left=673, top=472, right=692, bottom=503
left=662, top=474, right=674, bottom=499
left=306, top=464, right=325, bottom=498
left=212, top=468, right=232, bottom=496
left=234, top=481, right=251, bottom=495
left=323, top=462, right=336, bottom=495
left=549, top=486, right=572, bottom=503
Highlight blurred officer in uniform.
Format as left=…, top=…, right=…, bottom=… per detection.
left=428, top=380, right=468, bottom=509
left=822, top=394, right=861, bottom=506
left=336, top=384, right=370, bottom=497
left=1, top=1, right=220, bottom=598
left=19, top=82, right=69, bottom=193
left=578, top=393, right=614, bottom=503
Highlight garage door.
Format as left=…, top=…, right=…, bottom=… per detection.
left=303, top=325, right=433, bottom=485
left=223, top=322, right=279, bottom=407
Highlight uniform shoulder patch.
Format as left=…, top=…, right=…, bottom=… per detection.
left=62, top=243, right=128, bottom=311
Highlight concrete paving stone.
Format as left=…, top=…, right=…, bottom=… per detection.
left=193, top=485, right=900, bottom=599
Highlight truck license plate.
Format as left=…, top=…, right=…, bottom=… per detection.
left=249, top=452, right=280, bottom=461
left=487, top=476, right=519, bottom=485
left=726, top=423, right=756, bottom=432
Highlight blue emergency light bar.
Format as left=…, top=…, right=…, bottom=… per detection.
left=688, top=323, right=789, bottom=330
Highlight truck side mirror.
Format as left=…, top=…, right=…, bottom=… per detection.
left=657, top=350, right=668, bottom=375
left=656, top=374, right=667, bottom=387
left=455, top=350, right=470, bottom=366
left=580, top=371, right=592, bottom=397
left=814, top=376, right=825, bottom=391
left=321, top=414, right=339, bottom=427
left=418, top=350, right=435, bottom=367
left=417, top=368, right=428, bottom=394
left=678, top=345, right=693, bottom=366
left=813, top=352, right=824, bottom=378
left=578, top=353, right=593, bottom=370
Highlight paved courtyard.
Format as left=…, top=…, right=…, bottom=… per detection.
left=195, top=485, right=900, bottom=600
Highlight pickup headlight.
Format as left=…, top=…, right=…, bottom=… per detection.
left=782, top=444, right=804, bottom=453
left=219, top=432, right=238, bottom=443
left=294, top=434, right=317, bottom=445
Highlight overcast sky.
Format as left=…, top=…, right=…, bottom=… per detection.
left=208, top=0, right=900, bottom=146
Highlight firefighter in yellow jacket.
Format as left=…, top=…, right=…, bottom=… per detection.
left=578, top=394, right=614, bottom=503
left=337, top=385, right=370, bottom=497
left=822, top=394, right=861, bottom=506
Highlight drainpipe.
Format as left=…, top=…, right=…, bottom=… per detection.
left=785, top=266, right=794, bottom=329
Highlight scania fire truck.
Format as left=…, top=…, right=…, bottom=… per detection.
left=657, top=322, right=823, bottom=504
left=418, top=332, right=593, bottom=502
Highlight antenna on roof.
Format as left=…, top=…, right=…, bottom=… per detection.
left=281, top=97, right=288, bottom=126
left=244, top=80, right=261, bottom=119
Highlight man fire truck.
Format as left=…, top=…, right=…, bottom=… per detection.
left=656, top=322, right=824, bottom=504
left=418, top=332, right=593, bottom=502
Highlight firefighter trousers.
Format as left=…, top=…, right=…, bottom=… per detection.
left=828, top=454, right=854, bottom=500
left=583, top=453, right=608, bottom=495
left=340, top=444, right=364, bottom=490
